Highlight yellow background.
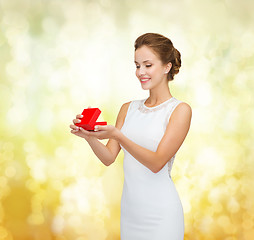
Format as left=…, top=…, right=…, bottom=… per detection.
left=0, top=0, right=253, bottom=239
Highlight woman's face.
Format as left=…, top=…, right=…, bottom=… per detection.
left=134, top=45, right=170, bottom=90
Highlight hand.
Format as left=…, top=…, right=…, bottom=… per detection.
left=70, top=106, right=95, bottom=141
left=88, top=125, right=120, bottom=140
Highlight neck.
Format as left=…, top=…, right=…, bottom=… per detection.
left=147, top=83, right=172, bottom=105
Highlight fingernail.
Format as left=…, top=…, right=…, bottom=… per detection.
left=81, top=115, right=83, bottom=117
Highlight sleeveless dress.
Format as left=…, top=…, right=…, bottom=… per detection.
left=119, top=97, right=184, bottom=240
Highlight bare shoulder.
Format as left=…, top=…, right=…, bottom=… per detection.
left=175, top=102, right=192, bottom=114
left=170, top=102, right=192, bottom=122
left=115, top=101, right=131, bottom=128
left=119, top=101, right=131, bottom=116
left=121, top=101, right=131, bottom=111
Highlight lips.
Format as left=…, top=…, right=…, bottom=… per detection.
left=140, top=78, right=150, bottom=83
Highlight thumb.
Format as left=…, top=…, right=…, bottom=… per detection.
left=94, top=125, right=107, bottom=131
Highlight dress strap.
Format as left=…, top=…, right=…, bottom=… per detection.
left=166, top=100, right=183, bottom=122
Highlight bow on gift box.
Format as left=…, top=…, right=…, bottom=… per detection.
left=75, top=108, right=107, bottom=131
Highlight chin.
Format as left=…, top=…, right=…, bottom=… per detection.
left=140, top=82, right=152, bottom=90
left=141, top=85, right=151, bottom=90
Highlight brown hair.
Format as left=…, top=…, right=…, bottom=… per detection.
left=134, top=33, right=181, bottom=81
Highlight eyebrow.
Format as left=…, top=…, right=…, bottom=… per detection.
left=134, top=60, right=152, bottom=64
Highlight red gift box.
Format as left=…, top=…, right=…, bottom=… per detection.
left=75, top=108, right=107, bottom=131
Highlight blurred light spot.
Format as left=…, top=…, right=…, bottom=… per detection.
left=27, top=213, right=44, bottom=225
left=55, top=147, right=69, bottom=159
left=242, top=219, right=254, bottom=230
left=27, top=158, right=47, bottom=182
left=199, top=216, right=213, bottom=233
left=76, top=237, right=86, bottom=240
left=23, top=141, right=37, bottom=153
left=217, top=215, right=230, bottom=227
left=225, top=237, right=237, bottom=240
left=214, top=203, right=223, bottom=213
left=181, top=198, right=191, bottom=213
left=52, top=215, right=65, bottom=234
left=3, top=142, right=14, bottom=151
left=59, top=108, right=74, bottom=125
left=196, top=147, right=225, bottom=177
left=52, top=180, right=64, bottom=191
left=0, top=177, right=7, bottom=188
left=227, top=197, right=240, bottom=213
left=240, top=31, right=254, bottom=58
left=222, top=109, right=239, bottom=132
left=7, top=102, right=28, bottom=126
left=37, top=109, right=54, bottom=133
left=195, top=82, right=212, bottom=106
left=0, top=226, right=8, bottom=239
left=48, top=71, right=65, bottom=91
left=2, top=150, right=14, bottom=162
left=68, top=215, right=82, bottom=228
left=6, top=60, right=24, bottom=78
left=42, top=17, right=59, bottom=35
left=217, top=215, right=236, bottom=234
left=5, top=166, right=16, bottom=178
left=3, top=11, right=28, bottom=31
left=208, top=187, right=221, bottom=203
left=25, top=179, right=39, bottom=192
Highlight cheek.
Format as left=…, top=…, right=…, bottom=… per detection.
left=152, top=67, right=162, bottom=76
left=146, top=68, right=154, bottom=76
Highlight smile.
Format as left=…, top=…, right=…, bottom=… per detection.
left=140, top=78, right=150, bottom=83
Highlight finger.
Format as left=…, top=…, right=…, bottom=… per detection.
left=79, top=127, right=90, bottom=134
left=76, top=114, right=84, bottom=119
left=71, top=129, right=79, bottom=134
left=70, top=124, right=80, bottom=130
left=73, top=118, right=81, bottom=124
left=94, top=125, right=107, bottom=131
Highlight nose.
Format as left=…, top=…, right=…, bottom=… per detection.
left=137, top=65, right=146, bottom=76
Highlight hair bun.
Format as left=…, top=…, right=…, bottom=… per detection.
left=169, top=48, right=181, bottom=80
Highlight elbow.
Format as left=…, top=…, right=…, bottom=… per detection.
left=150, top=158, right=169, bottom=173
left=151, top=168, right=161, bottom=174
left=150, top=165, right=163, bottom=174
left=151, top=153, right=175, bottom=173
left=103, top=158, right=115, bottom=167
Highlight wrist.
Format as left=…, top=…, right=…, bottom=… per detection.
left=114, top=128, right=123, bottom=142
left=85, top=135, right=97, bottom=143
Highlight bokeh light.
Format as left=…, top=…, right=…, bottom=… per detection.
left=0, top=0, right=254, bottom=239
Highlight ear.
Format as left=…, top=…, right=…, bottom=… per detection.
left=164, top=62, right=172, bottom=74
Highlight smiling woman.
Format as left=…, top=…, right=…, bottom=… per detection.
left=70, top=33, right=192, bottom=240
left=135, top=33, right=181, bottom=81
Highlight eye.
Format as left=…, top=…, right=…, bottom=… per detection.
left=146, top=64, right=152, bottom=67
left=136, top=65, right=140, bottom=69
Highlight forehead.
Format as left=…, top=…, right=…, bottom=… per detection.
left=134, top=45, right=160, bottom=62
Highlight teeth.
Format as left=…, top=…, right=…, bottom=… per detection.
left=141, top=79, right=150, bottom=82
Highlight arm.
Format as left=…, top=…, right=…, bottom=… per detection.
left=70, top=102, right=131, bottom=166
left=86, top=102, right=130, bottom=166
left=114, top=102, right=192, bottom=173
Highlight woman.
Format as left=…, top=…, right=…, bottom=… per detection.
left=70, top=33, right=192, bottom=240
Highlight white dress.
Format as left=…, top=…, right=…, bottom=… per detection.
left=120, top=97, right=184, bottom=240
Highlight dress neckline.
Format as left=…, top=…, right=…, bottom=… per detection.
left=142, top=97, right=175, bottom=109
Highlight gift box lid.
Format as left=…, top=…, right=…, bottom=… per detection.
left=79, top=108, right=101, bottom=126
